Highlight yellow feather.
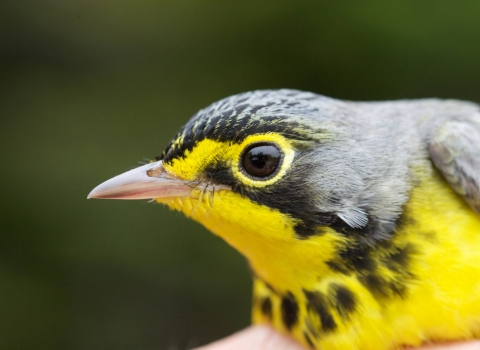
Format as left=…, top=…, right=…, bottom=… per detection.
left=158, top=137, right=480, bottom=349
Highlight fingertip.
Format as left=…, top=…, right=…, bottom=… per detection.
left=194, top=325, right=305, bottom=350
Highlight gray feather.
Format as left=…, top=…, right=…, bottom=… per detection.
left=429, top=120, right=480, bottom=214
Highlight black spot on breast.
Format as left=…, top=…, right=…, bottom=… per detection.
left=387, top=243, right=416, bottom=270
left=303, top=331, right=315, bottom=348
left=326, top=243, right=376, bottom=275
left=304, top=290, right=337, bottom=333
left=358, top=273, right=390, bottom=299
left=329, top=284, right=356, bottom=319
left=341, top=244, right=376, bottom=272
left=326, top=259, right=351, bottom=274
left=260, top=297, right=273, bottom=319
left=281, top=292, right=299, bottom=330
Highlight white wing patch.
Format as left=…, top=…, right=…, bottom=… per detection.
left=337, top=207, right=369, bottom=228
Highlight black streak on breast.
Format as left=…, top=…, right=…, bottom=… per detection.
left=304, top=290, right=337, bottom=333
left=328, top=284, right=357, bottom=320
left=260, top=296, right=273, bottom=320
left=281, top=292, right=299, bottom=330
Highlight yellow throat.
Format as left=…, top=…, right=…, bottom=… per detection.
left=162, top=157, right=480, bottom=350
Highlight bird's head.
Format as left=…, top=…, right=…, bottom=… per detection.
left=89, top=90, right=392, bottom=288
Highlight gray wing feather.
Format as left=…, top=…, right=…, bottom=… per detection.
left=429, top=120, right=480, bottom=214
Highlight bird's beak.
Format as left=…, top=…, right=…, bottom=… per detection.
left=87, top=161, right=194, bottom=200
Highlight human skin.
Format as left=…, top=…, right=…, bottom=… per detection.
left=195, top=326, right=480, bottom=350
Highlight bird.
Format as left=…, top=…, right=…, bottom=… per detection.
left=88, top=89, right=480, bottom=349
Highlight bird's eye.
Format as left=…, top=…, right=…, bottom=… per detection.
left=241, top=143, right=283, bottom=180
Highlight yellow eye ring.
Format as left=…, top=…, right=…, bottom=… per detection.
left=232, top=133, right=295, bottom=188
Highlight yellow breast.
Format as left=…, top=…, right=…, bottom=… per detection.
left=160, top=166, right=480, bottom=349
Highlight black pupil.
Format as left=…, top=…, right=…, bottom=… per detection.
left=243, top=144, right=281, bottom=178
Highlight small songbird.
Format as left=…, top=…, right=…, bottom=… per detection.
left=88, top=90, right=480, bottom=349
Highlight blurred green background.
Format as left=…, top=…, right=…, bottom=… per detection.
left=1, top=1, right=480, bottom=349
